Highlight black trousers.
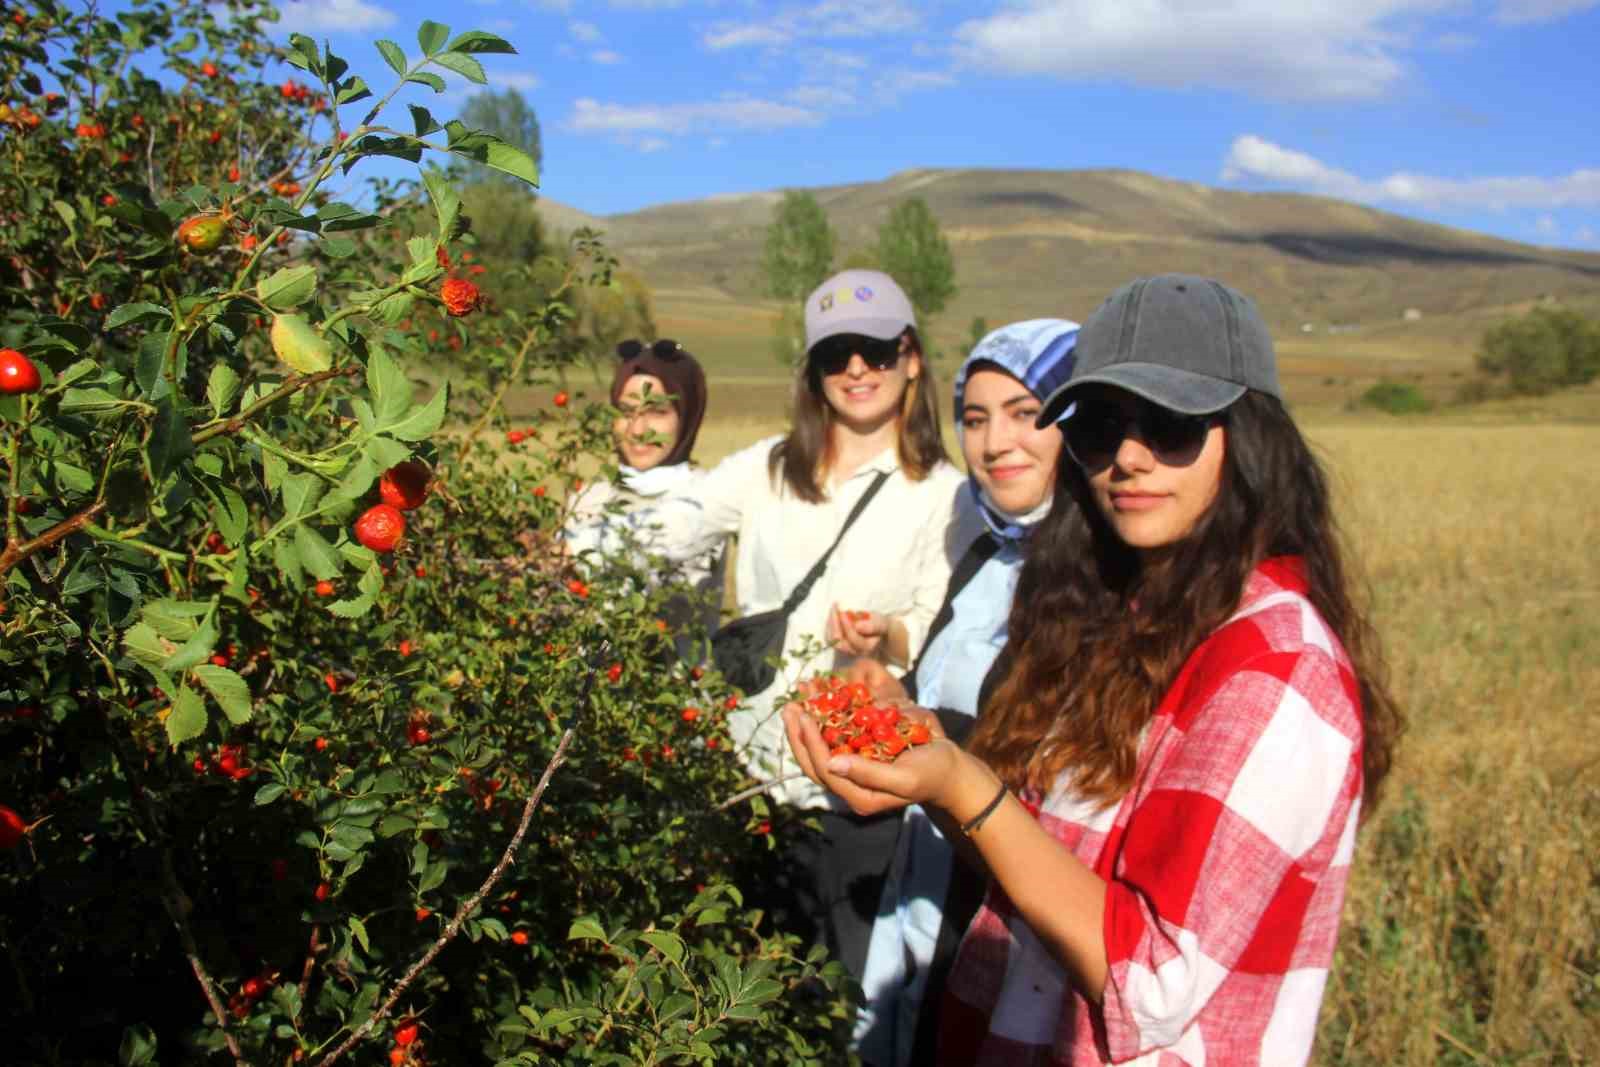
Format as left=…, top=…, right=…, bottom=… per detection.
left=769, top=809, right=904, bottom=983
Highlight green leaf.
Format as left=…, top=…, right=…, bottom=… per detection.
left=567, top=916, right=608, bottom=944
left=105, top=302, right=172, bottom=331
left=124, top=622, right=176, bottom=667
left=349, top=916, right=370, bottom=955
left=213, top=485, right=247, bottom=544
left=406, top=71, right=446, bottom=94
left=638, top=931, right=685, bottom=965
left=58, top=387, right=124, bottom=414
left=150, top=396, right=194, bottom=479
left=417, top=20, right=450, bottom=55
left=288, top=33, right=323, bottom=76
left=135, top=332, right=170, bottom=398
left=142, top=598, right=209, bottom=640
left=365, top=436, right=412, bottom=469
left=368, top=347, right=414, bottom=426
left=330, top=454, right=378, bottom=503
left=165, top=686, right=207, bottom=746
left=447, top=134, right=539, bottom=188
left=254, top=783, right=287, bottom=807
left=118, top=1023, right=158, bottom=1067
left=336, top=76, right=372, bottom=105
left=294, top=525, right=343, bottom=580
left=193, top=664, right=252, bottom=724
left=385, top=382, right=448, bottom=442
left=417, top=860, right=447, bottom=893
left=161, top=600, right=218, bottom=672
left=269, top=313, right=333, bottom=373
left=422, top=170, right=460, bottom=243
left=432, top=51, right=485, bottom=84
left=258, top=265, right=318, bottom=311
left=321, top=237, right=358, bottom=258
left=444, top=30, right=516, bottom=54
left=375, top=39, right=406, bottom=75
left=408, top=104, right=440, bottom=137
left=206, top=363, right=240, bottom=418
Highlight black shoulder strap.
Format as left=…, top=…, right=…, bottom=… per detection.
left=907, top=532, right=1000, bottom=684
left=780, top=471, right=891, bottom=616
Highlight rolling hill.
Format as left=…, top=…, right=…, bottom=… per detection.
left=534, top=168, right=1600, bottom=404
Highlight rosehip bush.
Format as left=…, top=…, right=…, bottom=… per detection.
left=1, top=4, right=847, bottom=1065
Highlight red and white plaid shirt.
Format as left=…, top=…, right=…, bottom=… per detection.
left=939, top=557, right=1365, bottom=1066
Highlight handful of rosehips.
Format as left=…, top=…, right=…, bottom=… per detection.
left=801, top=676, right=932, bottom=762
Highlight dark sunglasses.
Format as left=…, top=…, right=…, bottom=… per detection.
left=808, top=333, right=903, bottom=377
left=1064, top=397, right=1218, bottom=469
left=618, top=338, right=685, bottom=361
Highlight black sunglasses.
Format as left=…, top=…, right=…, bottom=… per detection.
left=618, top=338, right=685, bottom=361
left=1064, top=397, right=1218, bottom=469
left=808, top=333, right=903, bottom=377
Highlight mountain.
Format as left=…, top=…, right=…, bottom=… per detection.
left=536, top=168, right=1600, bottom=382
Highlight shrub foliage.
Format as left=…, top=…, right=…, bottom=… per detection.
left=1, top=3, right=844, bottom=1064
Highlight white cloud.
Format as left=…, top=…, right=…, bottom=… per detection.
left=491, top=70, right=543, bottom=91
left=874, top=69, right=955, bottom=100
left=282, top=0, right=397, bottom=32
left=787, top=84, right=857, bottom=109
left=569, top=19, right=603, bottom=42
left=1535, top=214, right=1559, bottom=237
left=953, top=0, right=1463, bottom=101
left=591, top=49, right=624, bottom=64
left=1494, top=0, right=1600, bottom=23
left=570, top=95, right=822, bottom=140
left=1576, top=225, right=1597, bottom=245
left=637, top=137, right=670, bottom=152
left=526, top=0, right=572, bottom=11
left=704, top=0, right=920, bottom=51
left=1222, top=134, right=1600, bottom=210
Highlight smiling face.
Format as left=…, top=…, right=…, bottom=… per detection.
left=613, top=373, right=682, bottom=471
left=1074, top=385, right=1227, bottom=557
left=815, top=333, right=920, bottom=436
left=960, top=367, right=1062, bottom=516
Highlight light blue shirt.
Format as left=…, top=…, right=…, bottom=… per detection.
left=912, top=537, right=1023, bottom=716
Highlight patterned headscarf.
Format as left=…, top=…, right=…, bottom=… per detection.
left=952, top=319, right=1079, bottom=542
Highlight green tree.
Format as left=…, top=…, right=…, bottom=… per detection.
left=761, top=190, right=835, bottom=302
left=965, top=315, right=990, bottom=354
left=456, top=87, right=544, bottom=189
left=1476, top=306, right=1600, bottom=395
left=460, top=180, right=548, bottom=263
left=876, top=197, right=956, bottom=321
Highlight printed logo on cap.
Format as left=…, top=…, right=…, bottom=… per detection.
left=854, top=286, right=874, bottom=302
left=820, top=293, right=834, bottom=311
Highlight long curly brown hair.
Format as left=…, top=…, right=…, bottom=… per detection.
left=968, top=391, right=1402, bottom=816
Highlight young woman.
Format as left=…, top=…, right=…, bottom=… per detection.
left=785, top=275, right=1402, bottom=1065
left=853, top=319, right=1080, bottom=1067
left=641, top=269, right=972, bottom=980
left=563, top=339, right=722, bottom=639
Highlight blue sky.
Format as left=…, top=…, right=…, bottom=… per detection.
left=268, top=0, right=1600, bottom=249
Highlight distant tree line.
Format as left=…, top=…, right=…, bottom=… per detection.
left=761, top=190, right=957, bottom=365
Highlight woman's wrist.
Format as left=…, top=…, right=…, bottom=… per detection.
left=934, top=748, right=1005, bottom=826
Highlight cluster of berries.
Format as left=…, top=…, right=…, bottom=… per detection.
left=406, top=712, right=432, bottom=747
left=194, top=742, right=254, bottom=781
left=0, top=103, right=42, bottom=130
left=278, top=80, right=326, bottom=110
left=226, top=970, right=274, bottom=1019
left=801, top=676, right=932, bottom=762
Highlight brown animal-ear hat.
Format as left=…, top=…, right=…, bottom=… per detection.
left=610, top=339, right=708, bottom=467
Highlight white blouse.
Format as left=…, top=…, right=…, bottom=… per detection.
left=642, top=434, right=979, bottom=809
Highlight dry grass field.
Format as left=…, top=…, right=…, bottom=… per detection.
left=674, top=392, right=1600, bottom=1065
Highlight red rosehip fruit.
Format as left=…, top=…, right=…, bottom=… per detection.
left=553, top=391, right=569, bottom=408
left=0, top=805, right=27, bottom=850
left=314, top=881, right=331, bottom=902
left=378, top=460, right=431, bottom=511
left=506, top=430, right=525, bottom=445
left=510, top=930, right=529, bottom=945
left=0, top=348, right=42, bottom=395
left=314, top=580, right=335, bottom=597
left=440, top=277, right=480, bottom=317
left=354, top=504, right=405, bottom=553
left=394, top=1020, right=420, bottom=1047
left=176, top=214, right=227, bottom=254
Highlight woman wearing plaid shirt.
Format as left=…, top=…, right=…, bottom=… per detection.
left=784, top=275, right=1402, bottom=1065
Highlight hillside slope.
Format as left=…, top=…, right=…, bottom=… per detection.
left=538, top=167, right=1600, bottom=384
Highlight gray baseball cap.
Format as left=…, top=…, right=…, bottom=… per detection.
left=1037, top=274, right=1280, bottom=426
left=803, top=269, right=916, bottom=354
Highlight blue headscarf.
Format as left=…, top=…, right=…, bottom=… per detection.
left=952, top=318, right=1079, bottom=543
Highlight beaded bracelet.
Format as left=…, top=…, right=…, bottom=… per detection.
left=959, top=782, right=1009, bottom=835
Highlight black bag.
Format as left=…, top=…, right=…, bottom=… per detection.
left=711, top=472, right=890, bottom=695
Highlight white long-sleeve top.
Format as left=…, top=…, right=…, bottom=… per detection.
left=643, top=434, right=977, bottom=809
